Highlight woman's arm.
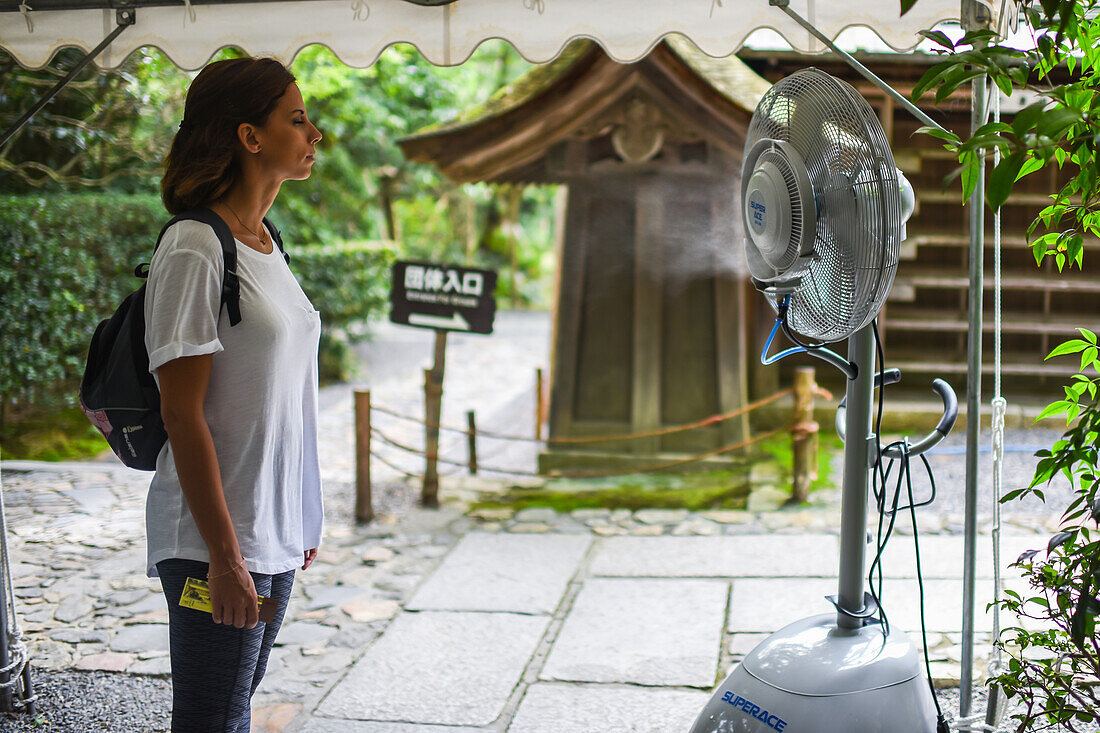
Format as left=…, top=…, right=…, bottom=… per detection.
left=158, top=354, right=259, bottom=629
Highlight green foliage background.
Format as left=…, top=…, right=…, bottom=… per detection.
left=1, top=41, right=559, bottom=452
left=0, top=42, right=557, bottom=297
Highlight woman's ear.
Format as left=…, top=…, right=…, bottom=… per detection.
left=237, top=123, right=262, bottom=154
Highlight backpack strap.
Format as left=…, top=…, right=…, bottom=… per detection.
left=144, top=208, right=242, bottom=327
left=263, top=217, right=290, bottom=266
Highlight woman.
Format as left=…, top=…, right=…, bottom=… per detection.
left=144, top=57, right=324, bottom=731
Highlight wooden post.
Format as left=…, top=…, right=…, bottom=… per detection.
left=422, top=330, right=447, bottom=507
left=790, top=366, right=819, bottom=504
left=466, top=410, right=478, bottom=475
left=535, top=367, right=545, bottom=440
left=354, top=390, right=374, bottom=524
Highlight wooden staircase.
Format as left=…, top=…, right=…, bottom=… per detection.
left=879, top=110, right=1099, bottom=401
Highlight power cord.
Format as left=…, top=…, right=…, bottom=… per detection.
left=866, top=322, right=949, bottom=732
left=777, top=294, right=830, bottom=350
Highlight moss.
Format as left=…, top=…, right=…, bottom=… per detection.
left=0, top=406, right=108, bottom=462
left=752, top=430, right=840, bottom=497
left=470, top=469, right=751, bottom=513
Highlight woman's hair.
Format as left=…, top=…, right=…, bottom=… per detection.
left=161, top=57, right=296, bottom=214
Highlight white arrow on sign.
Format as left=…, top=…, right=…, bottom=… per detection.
left=408, top=312, right=471, bottom=331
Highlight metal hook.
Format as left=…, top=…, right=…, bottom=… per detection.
left=18, top=1, right=33, bottom=33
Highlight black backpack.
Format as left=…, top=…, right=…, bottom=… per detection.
left=78, top=207, right=287, bottom=470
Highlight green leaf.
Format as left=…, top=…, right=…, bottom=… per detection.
left=912, top=60, right=960, bottom=101
left=1036, top=107, right=1082, bottom=140
left=918, top=29, right=955, bottom=49
left=1037, top=401, right=1070, bottom=420
left=961, top=153, right=982, bottom=200
left=1012, top=101, right=1049, bottom=138
left=936, top=68, right=986, bottom=103
left=900, top=0, right=918, bottom=16
left=1016, top=156, right=1045, bottom=181
left=988, top=151, right=1026, bottom=210
left=914, top=125, right=960, bottom=144
left=1083, top=346, right=1098, bottom=372
left=1079, top=328, right=1096, bottom=345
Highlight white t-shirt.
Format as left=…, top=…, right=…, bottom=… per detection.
left=143, top=219, right=323, bottom=577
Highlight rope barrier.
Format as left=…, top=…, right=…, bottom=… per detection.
left=371, top=423, right=788, bottom=479
left=367, top=448, right=421, bottom=480
left=368, top=385, right=822, bottom=445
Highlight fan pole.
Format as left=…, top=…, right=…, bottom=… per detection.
left=836, top=324, right=875, bottom=628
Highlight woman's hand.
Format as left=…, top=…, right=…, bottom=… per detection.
left=208, top=558, right=259, bottom=629
left=302, top=548, right=318, bottom=570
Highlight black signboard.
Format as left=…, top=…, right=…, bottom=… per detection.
left=389, top=260, right=497, bottom=334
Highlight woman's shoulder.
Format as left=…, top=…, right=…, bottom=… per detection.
left=153, top=218, right=225, bottom=266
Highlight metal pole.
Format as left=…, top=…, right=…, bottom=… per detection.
left=0, top=9, right=135, bottom=150
left=837, top=325, right=875, bottom=630
left=960, top=70, right=989, bottom=723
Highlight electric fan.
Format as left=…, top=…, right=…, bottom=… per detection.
left=689, top=68, right=958, bottom=733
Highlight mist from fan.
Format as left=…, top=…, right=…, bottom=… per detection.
left=629, top=175, right=749, bottom=295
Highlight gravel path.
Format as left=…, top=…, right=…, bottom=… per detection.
left=0, top=670, right=170, bottom=732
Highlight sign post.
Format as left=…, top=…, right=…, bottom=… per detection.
left=390, top=261, right=497, bottom=507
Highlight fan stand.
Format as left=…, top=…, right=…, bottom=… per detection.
left=689, top=325, right=939, bottom=732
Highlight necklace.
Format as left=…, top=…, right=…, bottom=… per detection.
left=223, top=201, right=270, bottom=251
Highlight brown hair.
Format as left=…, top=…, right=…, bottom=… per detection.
left=161, top=57, right=296, bottom=214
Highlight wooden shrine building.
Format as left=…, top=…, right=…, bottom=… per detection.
left=400, top=39, right=772, bottom=470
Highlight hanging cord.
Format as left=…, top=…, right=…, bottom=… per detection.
left=865, top=323, right=949, bottom=731
left=983, top=85, right=1010, bottom=731
left=778, top=295, right=829, bottom=351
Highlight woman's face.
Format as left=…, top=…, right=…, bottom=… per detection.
left=253, top=83, right=322, bottom=182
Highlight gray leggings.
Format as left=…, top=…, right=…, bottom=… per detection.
left=157, top=558, right=295, bottom=733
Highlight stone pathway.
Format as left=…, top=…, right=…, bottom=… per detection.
left=0, top=311, right=1069, bottom=731
left=0, top=459, right=1056, bottom=731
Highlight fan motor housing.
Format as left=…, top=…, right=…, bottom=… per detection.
left=742, top=138, right=817, bottom=286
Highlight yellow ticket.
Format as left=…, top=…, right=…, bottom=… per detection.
left=180, top=577, right=280, bottom=623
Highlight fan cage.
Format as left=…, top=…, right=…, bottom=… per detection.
left=743, top=68, right=903, bottom=343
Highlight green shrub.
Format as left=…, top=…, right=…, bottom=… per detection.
left=1, top=194, right=395, bottom=418
left=290, top=240, right=396, bottom=382
left=0, top=193, right=165, bottom=412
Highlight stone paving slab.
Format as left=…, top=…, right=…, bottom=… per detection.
left=317, top=610, right=549, bottom=726
left=540, top=578, right=726, bottom=688
left=728, top=578, right=840, bottom=633
left=728, top=577, right=1006, bottom=635
left=865, top=533, right=1044, bottom=579
left=588, top=535, right=839, bottom=578
left=405, top=533, right=591, bottom=614
left=508, top=683, right=709, bottom=733
left=302, top=720, right=488, bottom=732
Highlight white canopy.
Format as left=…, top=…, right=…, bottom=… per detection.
left=0, top=0, right=1013, bottom=70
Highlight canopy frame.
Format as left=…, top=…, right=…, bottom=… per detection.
left=0, top=7, right=134, bottom=148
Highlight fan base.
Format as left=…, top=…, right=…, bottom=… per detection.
left=689, top=614, right=938, bottom=732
